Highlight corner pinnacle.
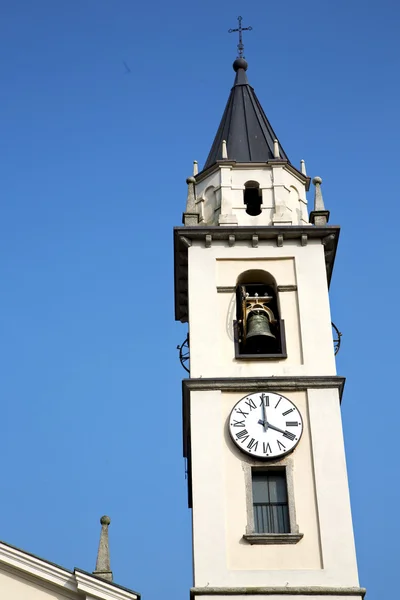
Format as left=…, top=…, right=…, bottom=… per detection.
left=93, top=515, right=113, bottom=582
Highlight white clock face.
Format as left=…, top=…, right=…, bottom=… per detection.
left=229, top=392, right=303, bottom=459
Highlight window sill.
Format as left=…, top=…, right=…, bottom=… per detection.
left=235, top=353, right=287, bottom=360
left=243, top=533, right=303, bottom=545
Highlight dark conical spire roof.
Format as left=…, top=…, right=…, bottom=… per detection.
left=203, top=58, right=289, bottom=170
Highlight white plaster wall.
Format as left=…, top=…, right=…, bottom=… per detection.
left=224, top=391, right=321, bottom=572
left=188, top=241, right=335, bottom=379
left=195, top=169, right=221, bottom=225
left=307, top=387, right=359, bottom=581
left=0, top=569, right=74, bottom=600
left=194, top=164, right=308, bottom=226
left=190, top=388, right=359, bottom=589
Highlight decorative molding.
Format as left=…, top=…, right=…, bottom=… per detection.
left=0, top=541, right=74, bottom=591
left=243, top=533, right=303, bottom=545
left=310, top=210, right=330, bottom=226
left=174, top=225, right=340, bottom=322
left=277, top=284, right=297, bottom=292
left=0, top=541, right=140, bottom=600
left=191, top=587, right=366, bottom=597
left=75, top=570, right=140, bottom=600
left=183, top=376, right=345, bottom=397
left=217, top=286, right=235, bottom=293
left=301, top=234, right=308, bottom=246
left=194, top=160, right=310, bottom=191
left=180, top=236, right=192, bottom=248
left=252, top=234, right=258, bottom=248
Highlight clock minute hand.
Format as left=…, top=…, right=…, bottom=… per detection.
left=261, top=395, right=268, bottom=432
left=266, top=422, right=286, bottom=435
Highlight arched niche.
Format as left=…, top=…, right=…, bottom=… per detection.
left=234, top=270, right=286, bottom=359
left=202, top=185, right=218, bottom=224
left=244, top=181, right=262, bottom=216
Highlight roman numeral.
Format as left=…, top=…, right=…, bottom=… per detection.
left=286, top=421, right=299, bottom=427
left=245, top=398, right=256, bottom=411
left=259, top=394, right=269, bottom=407
left=283, top=430, right=296, bottom=441
left=263, top=442, right=272, bottom=455
left=231, top=419, right=246, bottom=428
left=235, top=408, right=249, bottom=418
left=282, top=408, right=295, bottom=416
left=274, top=396, right=282, bottom=408
left=236, top=429, right=249, bottom=443
left=247, top=438, right=259, bottom=452
left=277, top=440, right=286, bottom=451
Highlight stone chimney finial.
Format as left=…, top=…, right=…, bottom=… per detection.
left=300, top=159, right=307, bottom=175
left=93, top=515, right=113, bottom=582
left=309, top=176, right=330, bottom=226
left=183, top=176, right=200, bottom=226
left=273, top=139, right=280, bottom=159
left=222, top=140, right=228, bottom=159
left=193, top=160, right=198, bottom=176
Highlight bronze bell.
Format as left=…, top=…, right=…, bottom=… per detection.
left=246, top=311, right=277, bottom=353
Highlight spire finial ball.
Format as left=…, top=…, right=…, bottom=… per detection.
left=233, top=57, right=248, bottom=72
left=313, top=176, right=322, bottom=185
left=186, top=176, right=196, bottom=184
left=100, top=515, right=111, bottom=526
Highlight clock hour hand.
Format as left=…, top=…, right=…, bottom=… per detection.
left=266, top=422, right=286, bottom=435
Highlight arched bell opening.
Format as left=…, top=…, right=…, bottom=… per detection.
left=234, top=270, right=286, bottom=358
left=244, top=181, right=262, bottom=216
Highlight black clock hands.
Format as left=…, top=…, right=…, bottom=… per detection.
left=265, top=422, right=286, bottom=435
left=261, top=396, right=268, bottom=432
left=230, top=392, right=303, bottom=459
left=257, top=418, right=286, bottom=436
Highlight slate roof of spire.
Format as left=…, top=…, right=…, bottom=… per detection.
left=203, top=58, right=289, bottom=170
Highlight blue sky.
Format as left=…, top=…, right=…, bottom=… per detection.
left=0, top=1, right=399, bottom=599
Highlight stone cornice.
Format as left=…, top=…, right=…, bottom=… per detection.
left=75, top=569, right=139, bottom=600
left=183, top=376, right=345, bottom=396
left=191, top=586, right=366, bottom=597
left=174, top=225, right=340, bottom=323
left=195, top=160, right=311, bottom=191
left=0, top=540, right=74, bottom=591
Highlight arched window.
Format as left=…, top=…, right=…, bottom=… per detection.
left=234, top=270, right=287, bottom=359
left=244, top=181, right=262, bottom=216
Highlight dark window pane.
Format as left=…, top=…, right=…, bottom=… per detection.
left=252, top=473, right=269, bottom=504
left=252, top=471, right=289, bottom=534
left=267, top=473, right=288, bottom=503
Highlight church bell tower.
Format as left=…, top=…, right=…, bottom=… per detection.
left=174, top=29, right=365, bottom=600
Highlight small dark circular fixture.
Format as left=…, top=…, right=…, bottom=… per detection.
left=233, top=57, right=248, bottom=72
left=177, top=335, right=190, bottom=373
left=332, top=322, right=342, bottom=355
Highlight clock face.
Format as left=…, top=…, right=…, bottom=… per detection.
left=229, top=392, right=303, bottom=459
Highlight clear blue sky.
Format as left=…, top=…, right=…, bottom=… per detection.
left=0, top=1, right=398, bottom=599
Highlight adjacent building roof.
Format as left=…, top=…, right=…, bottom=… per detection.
left=0, top=538, right=140, bottom=600
left=203, top=58, right=289, bottom=170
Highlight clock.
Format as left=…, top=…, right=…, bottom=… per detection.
left=229, top=392, right=303, bottom=459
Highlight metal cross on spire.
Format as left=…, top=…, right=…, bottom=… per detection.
left=228, top=16, right=252, bottom=58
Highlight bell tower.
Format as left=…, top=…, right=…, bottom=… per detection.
left=174, top=45, right=365, bottom=600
